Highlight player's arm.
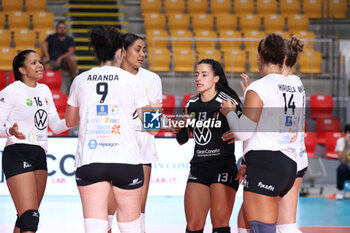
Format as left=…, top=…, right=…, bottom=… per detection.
left=65, top=105, right=80, bottom=127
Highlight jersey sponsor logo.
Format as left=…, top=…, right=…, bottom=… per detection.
left=88, top=139, right=98, bottom=149
left=34, top=109, right=47, bottom=130
left=96, top=105, right=108, bottom=116
left=0, top=97, right=4, bottom=103
left=257, top=181, right=275, bottom=192
left=98, top=142, right=119, bottom=147
left=23, top=161, right=32, bottom=169
left=45, top=98, right=48, bottom=105
left=87, top=118, right=100, bottom=124
left=26, top=98, right=33, bottom=106
left=285, top=116, right=293, bottom=126
left=111, top=105, right=120, bottom=115
left=143, top=110, right=161, bottom=129
left=86, top=125, right=111, bottom=135
left=193, top=127, right=212, bottom=146
left=196, top=148, right=220, bottom=157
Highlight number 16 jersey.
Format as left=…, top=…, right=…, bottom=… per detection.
left=68, top=66, right=148, bottom=168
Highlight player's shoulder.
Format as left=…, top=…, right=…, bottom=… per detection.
left=138, top=68, right=161, bottom=80
left=216, top=91, right=239, bottom=104
left=185, top=94, right=200, bottom=108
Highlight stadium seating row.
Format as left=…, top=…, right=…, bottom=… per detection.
left=0, top=11, right=54, bottom=30
left=144, top=13, right=311, bottom=32
left=1, top=0, right=47, bottom=12
left=141, top=0, right=348, bottom=19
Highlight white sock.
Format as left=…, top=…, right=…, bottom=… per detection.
left=277, top=223, right=302, bottom=233
left=238, top=227, right=250, bottom=233
left=140, top=213, right=145, bottom=233
left=108, top=215, right=114, bottom=231
left=84, top=218, right=108, bottom=233
left=118, top=215, right=142, bottom=233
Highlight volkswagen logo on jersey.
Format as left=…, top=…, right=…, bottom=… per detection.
left=34, top=109, right=47, bottom=130
left=143, top=110, right=161, bottom=129
left=193, top=127, right=212, bottom=146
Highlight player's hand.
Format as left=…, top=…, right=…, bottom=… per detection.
left=220, top=99, right=236, bottom=117
left=9, top=123, right=26, bottom=140
left=240, top=73, right=252, bottom=93
left=55, top=57, right=62, bottom=68
left=222, top=130, right=238, bottom=144
left=235, top=164, right=246, bottom=184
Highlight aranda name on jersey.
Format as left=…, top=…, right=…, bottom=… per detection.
left=163, top=118, right=222, bottom=129
left=87, top=74, right=119, bottom=81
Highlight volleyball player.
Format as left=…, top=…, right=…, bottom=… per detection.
left=174, top=59, right=241, bottom=233
left=106, top=33, right=162, bottom=233
left=234, top=36, right=307, bottom=233
left=220, top=33, right=304, bottom=233
left=0, top=49, right=69, bottom=233
left=65, top=26, right=160, bottom=233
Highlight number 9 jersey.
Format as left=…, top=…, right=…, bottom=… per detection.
left=243, top=73, right=305, bottom=164
left=67, top=66, right=148, bottom=168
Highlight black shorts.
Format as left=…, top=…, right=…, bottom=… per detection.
left=297, top=167, right=307, bottom=178
left=75, top=163, right=144, bottom=190
left=243, top=150, right=297, bottom=197
left=2, top=144, right=47, bottom=180
left=188, top=159, right=239, bottom=191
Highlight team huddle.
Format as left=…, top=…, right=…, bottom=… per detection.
left=0, top=25, right=307, bottom=233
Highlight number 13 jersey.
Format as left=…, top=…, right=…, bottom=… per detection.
left=68, top=66, right=148, bottom=168
left=243, top=73, right=305, bottom=163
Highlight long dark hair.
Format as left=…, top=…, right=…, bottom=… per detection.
left=122, top=33, right=145, bottom=50
left=89, top=25, right=123, bottom=63
left=12, top=49, right=37, bottom=81
left=197, top=59, right=242, bottom=105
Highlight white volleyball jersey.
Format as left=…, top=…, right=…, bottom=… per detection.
left=243, top=73, right=305, bottom=164
left=132, top=68, right=162, bottom=163
left=0, top=81, right=59, bottom=152
left=67, top=66, right=148, bottom=167
left=288, top=74, right=308, bottom=171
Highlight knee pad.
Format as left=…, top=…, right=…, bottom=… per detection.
left=238, top=228, right=250, bottom=233
left=140, top=213, right=145, bottom=233
left=186, top=228, right=204, bottom=233
left=118, top=215, right=142, bottom=233
left=84, top=218, right=108, bottom=233
left=249, top=220, right=276, bottom=233
left=18, top=209, right=39, bottom=233
left=213, top=226, right=230, bottom=233
left=107, top=215, right=114, bottom=231
left=277, top=223, right=302, bottom=233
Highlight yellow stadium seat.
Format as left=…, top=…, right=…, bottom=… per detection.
left=256, top=0, right=278, bottom=14
left=173, top=48, right=196, bottom=72
left=31, top=11, right=54, bottom=29
left=194, top=30, right=218, bottom=50
left=243, top=30, right=266, bottom=51
left=191, top=13, right=214, bottom=31
left=169, top=30, right=194, bottom=50
left=8, top=11, right=30, bottom=29
left=2, top=0, right=23, bottom=12
left=211, top=0, right=233, bottom=14
left=167, top=13, right=190, bottom=31
left=303, top=0, right=323, bottom=18
left=143, top=13, right=167, bottom=30
left=247, top=49, right=259, bottom=73
left=0, top=47, right=17, bottom=71
left=272, top=31, right=291, bottom=39
left=147, top=48, right=171, bottom=72
left=327, top=0, right=347, bottom=18
left=233, top=0, right=255, bottom=14
left=197, top=49, right=221, bottom=61
left=279, top=0, right=301, bottom=15
left=293, top=31, right=315, bottom=49
left=215, top=14, right=238, bottom=31
left=223, top=49, right=246, bottom=73
left=141, top=0, right=162, bottom=14
left=287, top=14, right=309, bottom=33
left=26, top=0, right=47, bottom=12
left=218, top=30, right=242, bottom=51
left=263, top=14, right=285, bottom=32
left=187, top=0, right=209, bottom=14
left=164, top=0, right=185, bottom=14
left=146, top=29, right=169, bottom=50
left=35, top=28, right=54, bottom=45
left=0, top=13, right=6, bottom=29
left=13, top=29, right=37, bottom=50
left=0, top=29, right=12, bottom=47
left=299, top=49, right=322, bottom=74
left=239, top=14, right=261, bottom=31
